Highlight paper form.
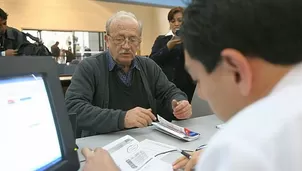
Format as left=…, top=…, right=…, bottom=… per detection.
left=103, top=136, right=178, bottom=171
left=140, top=139, right=176, bottom=159
left=138, top=158, right=173, bottom=171
left=103, top=135, right=152, bottom=171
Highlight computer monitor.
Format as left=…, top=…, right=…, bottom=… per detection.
left=0, top=57, right=79, bottom=171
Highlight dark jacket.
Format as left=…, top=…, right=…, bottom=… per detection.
left=150, top=35, right=195, bottom=102
left=0, top=27, right=27, bottom=52
left=51, top=45, right=60, bottom=57
left=65, top=52, right=187, bottom=136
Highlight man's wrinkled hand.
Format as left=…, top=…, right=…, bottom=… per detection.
left=172, top=99, right=192, bottom=119
left=124, top=107, right=157, bottom=128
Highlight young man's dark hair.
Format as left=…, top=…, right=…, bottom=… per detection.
left=181, top=0, right=302, bottom=73
left=0, top=8, right=8, bottom=20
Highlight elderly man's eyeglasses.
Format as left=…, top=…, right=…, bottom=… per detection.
left=108, top=35, right=141, bottom=46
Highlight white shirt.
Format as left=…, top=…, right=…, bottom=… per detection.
left=165, top=30, right=174, bottom=36
left=197, top=63, right=302, bottom=171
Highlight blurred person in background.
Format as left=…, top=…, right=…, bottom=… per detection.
left=0, top=8, right=28, bottom=56
left=51, top=41, right=60, bottom=58
left=150, top=7, right=195, bottom=103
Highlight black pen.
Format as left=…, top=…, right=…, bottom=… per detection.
left=195, top=144, right=207, bottom=151
left=177, top=149, right=192, bottom=159
left=177, top=144, right=207, bottom=159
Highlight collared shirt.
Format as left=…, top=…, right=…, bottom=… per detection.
left=197, top=63, right=302, bottom=171
left=107, top=52, right=140, bottom=86
left=165, top=30, right=174, bottom=36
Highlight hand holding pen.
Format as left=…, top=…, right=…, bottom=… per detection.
left=173, top=144, right=207, bottom=170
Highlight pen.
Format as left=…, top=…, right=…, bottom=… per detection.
left=196, top=144, right=207, bottom=151
left=177, top=149, right=192, bottom=159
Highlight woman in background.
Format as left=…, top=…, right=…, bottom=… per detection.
left=150, top=7, right=195, bottom=102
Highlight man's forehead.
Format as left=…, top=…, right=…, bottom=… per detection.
left=110, top=18, right=139, bottom=34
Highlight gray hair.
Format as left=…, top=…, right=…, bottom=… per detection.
left=106, top=11, right=143, bottom=36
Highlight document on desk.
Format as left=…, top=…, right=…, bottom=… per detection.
left=140, top=139, right=176, bottom=159
left=152, top=115, right=200, bottom=141
left=103, top=135, right=173, bottom=171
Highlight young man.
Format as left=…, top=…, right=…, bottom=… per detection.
left=0, top=8, right=27, bottom=56
left=80, top=0, right=302, bottom=170
left=65, top=11, right=192, bottom=136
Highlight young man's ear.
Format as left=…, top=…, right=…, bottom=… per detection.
left=221, top=48, right=252, bottom=96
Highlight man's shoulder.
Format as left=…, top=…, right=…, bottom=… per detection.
left=79, top=52, right=107, bottom=70
left=136, top=56, right=155, bottom=63
left=205, top=85, right=302, bottom=160
left=6, top=27, right=23, bottom=39
left=7, top=27, right=21, bottom=33
left=136, top=56, right=158, bottom=68
left=81, top=52, right=106, bottom=63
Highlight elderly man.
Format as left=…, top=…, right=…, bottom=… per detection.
left=65, top=11, right=192, bottom=136
left=81, top=0, right=302, bottom=171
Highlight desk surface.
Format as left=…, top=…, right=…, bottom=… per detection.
left=76, top=115, right=222, bottom=170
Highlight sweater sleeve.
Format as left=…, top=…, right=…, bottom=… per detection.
left=65, top=59, right=126, bottom=134
left=147, top=58, right=187, bottom=119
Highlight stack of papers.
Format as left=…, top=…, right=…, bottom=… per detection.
left=152, top=115, right=200, bottom=142
left=103, top=135, right=173, bottom=171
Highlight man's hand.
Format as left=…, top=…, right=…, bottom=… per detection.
left=124, top=107, right=157, bottom=128
left=167, top=36, right=182, bottom=50
left=5, top=49, right=17, bottom=56
left=82, top=147, right=119, bottom=171
left=173, top=150, right=203, bottom=171
left=172, top=100, right=192, bottom=119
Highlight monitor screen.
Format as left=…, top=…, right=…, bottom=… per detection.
left=0, top=74, right=62, bottom=170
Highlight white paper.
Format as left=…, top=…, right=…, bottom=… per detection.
left=103, top=136, right=178, bottom=171
left=216, top=124, right=225, bottom=129
left=140, top=139, right=176, bottom=159
left=157, top=115, right=185, bottom=133
left=103, top=135, right=152, bottom=171
left=138, top=158, right=173, bottom=171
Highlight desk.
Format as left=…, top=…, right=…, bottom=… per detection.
left=76, top=115, right=222, bottom=170
left=59, top=75, right=72, bottom=95
left=59, top=76, right=72, bottom=81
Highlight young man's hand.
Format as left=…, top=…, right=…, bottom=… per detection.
left=173, top=150, right=203, bottom=171
left=82, top=147, right=119, bottom=171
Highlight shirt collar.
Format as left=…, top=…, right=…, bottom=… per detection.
left=107, top=51, right=140, bottom=71
left=270, top=62, right=302, bottom=93
left=165, top=30, right=175, bottom=36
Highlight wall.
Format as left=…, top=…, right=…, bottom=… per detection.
left=0, top=0, right=172, bottom=55
left=153, top=8, right=171, bottom=36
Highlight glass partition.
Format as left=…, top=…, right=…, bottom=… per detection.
left=22, top=29, right=107, bottom=58
left=22, top=29, right=107, bottom=76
